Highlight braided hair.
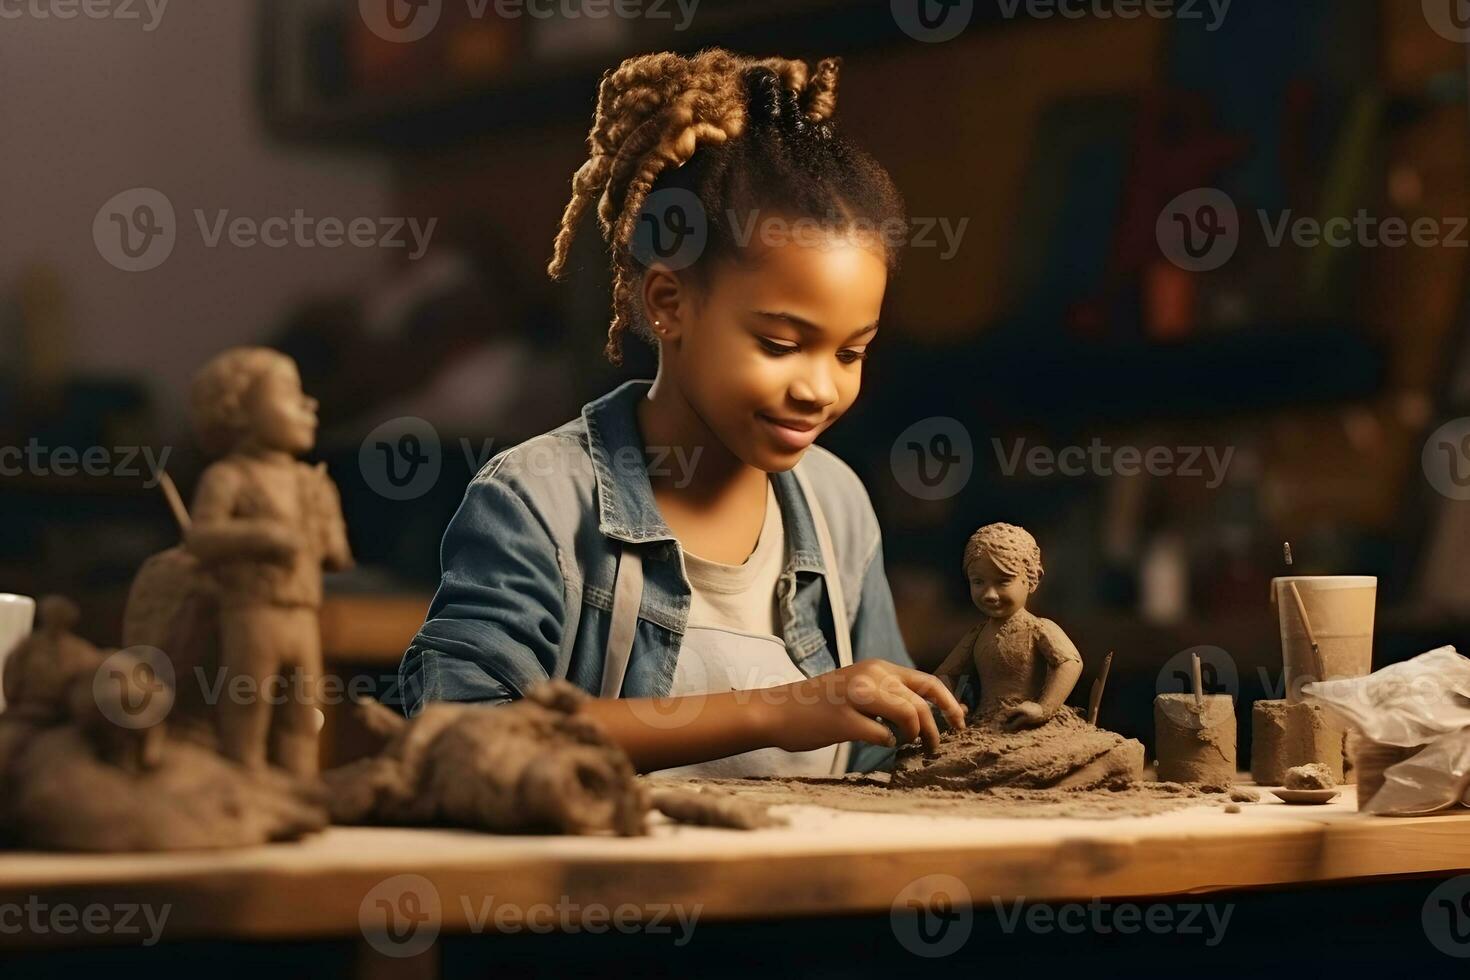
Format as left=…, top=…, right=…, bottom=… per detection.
left=547, top=48, right=908, bottom=365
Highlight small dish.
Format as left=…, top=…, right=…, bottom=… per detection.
left=1271, top=788, right=1341, bottom=805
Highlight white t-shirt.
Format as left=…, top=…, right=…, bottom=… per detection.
left=680, top=478, right=783, bottom=636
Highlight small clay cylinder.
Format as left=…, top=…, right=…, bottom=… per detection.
left=1251, top=699, right=1348, bottom=785
left=1154, top=694, right=1237, bottom=786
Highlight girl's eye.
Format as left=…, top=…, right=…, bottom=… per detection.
left=759, top=338, right=798, bottom=356
left=838, top=349, right=868, bottom=364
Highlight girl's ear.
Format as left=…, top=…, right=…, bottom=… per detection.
left=641, top=264, right=692, bottom=341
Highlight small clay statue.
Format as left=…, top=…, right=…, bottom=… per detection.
left=933, top=523, right=1084, bottom=730
left=127, top=348, right=352, bottom=778
left=325, top=679, right=783, bottom=835
left=893, top=524, right=1144, bottom=792
left=0, top=597, right=327, bottom=852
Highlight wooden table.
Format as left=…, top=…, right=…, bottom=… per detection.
left=3, top=785, right=1470, bottom=963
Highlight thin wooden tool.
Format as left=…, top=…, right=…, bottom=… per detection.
left=157, top=470, right=191, bottom=534
left=1287, top=581, right=1326, bottom=681
left=1087, top=650, right=1114, bottom=726
left=1190, top=651, right=1204, bottom=709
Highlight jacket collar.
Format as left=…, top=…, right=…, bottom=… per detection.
left=581, top=378, right=826, bottom=573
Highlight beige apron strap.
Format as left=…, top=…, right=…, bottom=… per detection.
left=792, top=466, right=853, bottom=775
left=600, top=544, right=643, bottom=699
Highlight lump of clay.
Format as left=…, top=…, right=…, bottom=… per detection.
left=325, top=679, right=783, bottom=836
left=892, top=706, right=1143, bottom=791
left=916, top=524, right=1144, bottom=791
left=0, top=596, right=327, bottom=852
left=1284, top=763, right=1336, bottom=790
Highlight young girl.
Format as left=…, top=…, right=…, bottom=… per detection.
left=399, top=49, right=965, bottom=777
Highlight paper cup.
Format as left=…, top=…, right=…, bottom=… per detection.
left=1271, top=576, right=1376, bottom=702
left=0, top=594, right=37, bottom=712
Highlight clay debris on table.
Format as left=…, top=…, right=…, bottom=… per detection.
left=676, top=772, right=1229, bottom=820
left=891, top=706, right=1145, bottom=793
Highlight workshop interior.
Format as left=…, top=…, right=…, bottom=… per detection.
left=6, top=0, right=1470, bottom=975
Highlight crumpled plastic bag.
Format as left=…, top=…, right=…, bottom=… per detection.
left=1302, top=646, right=1470, bottom=815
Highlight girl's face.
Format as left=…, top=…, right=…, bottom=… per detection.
left=656, top=224, right=889, bottom=471
left=967, top=554, right=1032, bottom=619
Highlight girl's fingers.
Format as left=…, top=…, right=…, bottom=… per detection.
left=880, top=675, right=941, bottom=753
left=899, top=667, right=968, bottom=730
left=846, top=708, right=898, bottom=747
left=862, top=681, right=924, bottom=746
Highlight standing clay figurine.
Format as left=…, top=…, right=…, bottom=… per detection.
left=183, top=348, right=353, bottom=777
left=893, top=524, right=1143, bottom=791
left=933, top=524, right=1084, bottom=729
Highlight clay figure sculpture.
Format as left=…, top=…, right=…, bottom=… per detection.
left=127, top=348, right=353, bottom=778
left=326, top=679, right=783, bottom=835
left=893, top=524, right=1144, bottom=791
left=0, top=597, right=328, bottom=852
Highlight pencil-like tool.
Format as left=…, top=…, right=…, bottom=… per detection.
left=1287, top=581, right=1326, bottom=682
left=157, top=470, right=191, bottom=534
left=1087, top=650, right=1114, bottom=726
left=1190, top=651, right=1204, bottom=710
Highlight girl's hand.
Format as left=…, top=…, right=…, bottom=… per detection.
left=758, top=660, right=968, bottom=756
left=998, top=700, right=1048, bottom=731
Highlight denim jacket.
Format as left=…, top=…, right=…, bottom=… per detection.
left=399, top=377, right=913, bottom=772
